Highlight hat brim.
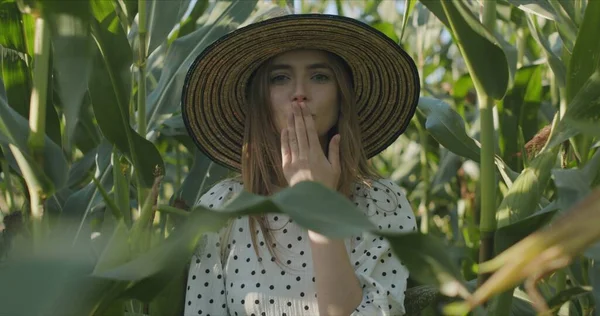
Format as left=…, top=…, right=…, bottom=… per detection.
left=182, top=14, right=420, bottom=173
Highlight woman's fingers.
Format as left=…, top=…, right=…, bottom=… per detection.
left=328, top=134, right=341, bottom=172
left=281, top=127, right=291, bottom=166
left=299, top=101, right=320, bottom=149
left=293, top=101, right=309, bottom=160
left=287, top=109, right=298, bottom=162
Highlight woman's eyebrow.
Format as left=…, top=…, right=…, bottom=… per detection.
left=269, top=63, right=332, bottom=71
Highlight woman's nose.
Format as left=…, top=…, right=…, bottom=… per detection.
left=292, top=80, right=308, bottom=102
left=293, top=94, right=307, bottom=103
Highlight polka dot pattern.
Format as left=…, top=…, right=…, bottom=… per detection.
left=184, top=178, right=417, bottom=316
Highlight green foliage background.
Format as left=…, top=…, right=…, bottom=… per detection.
left=0, top=0, right=599, bottom=315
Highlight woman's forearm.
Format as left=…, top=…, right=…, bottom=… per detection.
left=308, top=230, right=362, bottom=316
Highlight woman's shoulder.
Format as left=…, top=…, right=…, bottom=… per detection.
left=215, top=176, right=244, bottom=190
left=195, top=176, right=244, bottom=208
left=352, top=177, right=408, bottom=198
left=351, top=177, right=416, bottom=231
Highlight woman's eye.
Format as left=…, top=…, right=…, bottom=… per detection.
left=269, top=75, right=288, bottom=84
left=313, top=74, right=330, bottom=82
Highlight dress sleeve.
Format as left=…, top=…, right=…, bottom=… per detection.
left=349, top=178, right=417, bottom=316
left=184, top=179, right=241, bottom=316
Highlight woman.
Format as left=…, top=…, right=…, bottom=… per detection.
left=181, top=12, right=420, bottom=316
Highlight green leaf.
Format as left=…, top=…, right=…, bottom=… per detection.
left=169, top=0, right=210, bottom=42
left=422, top=97, right=520, bottom=186
left=145, top=0, right=258, bottom=131
left=0, top=70, right=7, bottom=100
left=419, top=0, right=449, bottom=27
left=144, top=0, right=191, bottom=54
left=510, top=287, right=538, bottom=316
left=441, top=0, right=509, bottom=99
left=225, top=181, right=375, bottom=237
left=92, top=204, right=230, bottom=302
left=495, top=31, right=519, bottom=90
left=564, top=117, right=600, bottom=138
left=496, top=148, right=558, bottom=227
left=0, top=95, right=67, bottom=193
left=41, top=0, right=93, bottom=151
left=557, top=0, right=577, bottom=24
left=158, top=113, right=188, bottom=136
left=544, top=70, right=600, bottom=150
left=553, top=168, right=591, bottom=211
left=371, top=21, right=399, bottom=44
left=0, top=1, right=34, bottom=54
left=418, top=97, right=481, bottom=162
left=89, top=0, right=164, bottom=188
left=452, top=74, right=474, bottom=103
left=0, top=3, right=60, bottom=146
left=431, top=150, right=462, bottom=194
left=547, top=0, right=578, bottom=50
left=547, top=286, right=594, bottom=312
left=149, top=267, right=186, bottom=316
left=526, top=13, right=567, bottom=87
left=0, top=1, right=33, bottom=117
left=518, top=126, right=529, bottom=168
left=494, top=202, right=559, bottom=255
left=566, top=0, right=600, bottom=103
left=552, top=149, right=600, bottom=212
left=385, top=231, right=466, bottom=290
left=66, top=146, right=97, bottom=188
left=119, top=0, right=138, bottom=26
left=519, top=67, right=544, bottom=140
left=498, top=64, right=543, bottom=168
left=587, top=260, right=600, bottom=314
left=112, top=150, right=133, bottom=227
left=586, top=241, right=600, bottom=261
left=505, top=0, right=559, bottom=20
left=171, top=149, right=230, bottom=208
left=0, top=45, right=31, bottom=119
left=61, top=141, right=114, bottom=242
left=94, top=299, right=127, bottom=316
left=93, top=220, right=131, bottom=274
left=73, top=94, right=102, bottom=154
left=400, top=0, right=416, bottom=41
left=0, top=219, right=115, bottom=316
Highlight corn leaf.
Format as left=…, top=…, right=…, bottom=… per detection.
left=145, top=0, right=258, bottom=131
left=440, top=0, right=509, bottom=99
left=418, top=97, right=480, bottom=162
left=505, top=0, right=559, bottom=20
left=545, top=70, right=600, bottom=150
left=498, top=64, right=543, bottom=169
left=89, top=0, right=164, bottom=188
left=566, top=0, right=600, bottom=103
left=0, top=94, right=67, bottom=193
left=41, top=0, right=93, bottom=151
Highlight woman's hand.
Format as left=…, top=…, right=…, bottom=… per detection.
left=280, top=101, right=341, bottom=191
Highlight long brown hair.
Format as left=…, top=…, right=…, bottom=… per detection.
left=223, top=49, right=384, bottom=269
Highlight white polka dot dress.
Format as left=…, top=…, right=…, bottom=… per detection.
left=185, top=178, right=417, bottom=316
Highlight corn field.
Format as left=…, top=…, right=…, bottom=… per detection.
left=0, top=0, right=599, bottom=315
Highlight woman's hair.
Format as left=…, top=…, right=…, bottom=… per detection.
left=222, top=49, right=384, bottom=270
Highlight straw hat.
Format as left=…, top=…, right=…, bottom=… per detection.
left=181, top=13, right=420, bottom=173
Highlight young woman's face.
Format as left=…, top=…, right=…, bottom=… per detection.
left=268, top=49, right=339, bottom=139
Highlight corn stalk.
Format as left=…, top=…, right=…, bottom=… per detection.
left=476, top=0, right=498, bottom=289
left=136, top=0, right=149, bottom=214
left=22, top=16, right=50, bottom=250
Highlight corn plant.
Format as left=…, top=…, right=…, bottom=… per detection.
left=0, top=0, right=599, bottom=315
